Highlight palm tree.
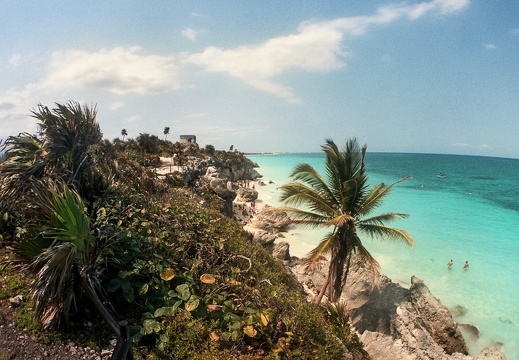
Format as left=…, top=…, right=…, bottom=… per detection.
left=163, top=127, right=170, bottom=141
left=274, top=139, right=413, bottom=303
left=121, top=129, right=128, bottom=142
left=18, top=182, right=121, bottom=334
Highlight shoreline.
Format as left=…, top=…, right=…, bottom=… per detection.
left=236, top=179, right=508, bottom=359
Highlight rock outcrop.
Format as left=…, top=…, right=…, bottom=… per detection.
left=289, top=255, right=507, bottom=360
left=241, top=191, right=507, bottom=359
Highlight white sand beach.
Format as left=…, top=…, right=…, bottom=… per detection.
left=235, top=180, right=318, bottom=259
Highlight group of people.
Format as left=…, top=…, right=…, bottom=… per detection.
left=448, top=259, right=469, bottom=269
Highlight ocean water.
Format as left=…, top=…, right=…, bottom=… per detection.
left=247, top=152, right=519, bottom=359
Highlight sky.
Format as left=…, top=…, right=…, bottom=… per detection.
left=1, top=0, right=518, bottom=158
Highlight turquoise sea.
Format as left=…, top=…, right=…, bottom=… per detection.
left=247, top=152, right=519, bottom=359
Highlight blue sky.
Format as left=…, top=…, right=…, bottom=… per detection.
left=1, top=0, right=518, bottom=158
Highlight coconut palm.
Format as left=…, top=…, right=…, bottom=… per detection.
left=163, top=126, right=170, bottom=141
left=121, top=129, right=128, bottom=142
left=274, top=139, right=413, bottom=303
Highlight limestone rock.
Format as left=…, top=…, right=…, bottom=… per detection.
left=459, top=324, right=479, bottom=341
left=272, top=241, right=290, bottom=260
left=249, top=206, right=290, bottom=232
left=409, top=276, right=468, bottom=355
left=236, top=187, right=258, bottom=202
left=252, top=230, right=277, bottom=246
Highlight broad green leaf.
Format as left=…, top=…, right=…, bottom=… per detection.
left=176, top=284, right=190, bottom=301
left=185, top=295, right=200, bottom=312
left=138, top=283, right=149, bottom=295
left=142, top=319, right=161, bottom=334
left=107, top=278, right=122, bottom=292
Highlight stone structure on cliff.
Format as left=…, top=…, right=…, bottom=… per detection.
left=179, top=135, right=198, bottom=147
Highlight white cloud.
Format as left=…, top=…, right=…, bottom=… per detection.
left=511, top=28, right=519, bottom=36
left=484, top=43, right=497, bottom=49
left=9, top=54, right=21, bottom=68
left=182, top=28, right=198, bottom=41
left=186, top=0, right=470, bottom=103
left=40, top=47, right=180, bottom=95
left=109, top=101, right=125, bottom=111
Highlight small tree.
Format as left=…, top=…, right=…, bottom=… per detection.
left=205, top=144, right=215, bottom=155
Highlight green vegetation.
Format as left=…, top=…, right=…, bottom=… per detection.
left=0, top=102, right=369, bottom=359
left=273, top=139, right=413, bottom=303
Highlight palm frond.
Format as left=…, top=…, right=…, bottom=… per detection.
left=301, top=231, right=340, bottom=271
left=288, top=163, right=337, bottom=207
left=31, top=241, right=77, bottom=328
left=268, top=206, right=331, bottom=228
left=358, top=212, right=409, bottom=225
left=357, top=223, right=414, bottom=247
left=32, top=183, right=93, bottom=262
left=358, top=176, right=412, bottom=216
left=278, top=181, right=337, bottom=217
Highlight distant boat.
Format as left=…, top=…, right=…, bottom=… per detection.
left=437, top=173, right=447, bottom=179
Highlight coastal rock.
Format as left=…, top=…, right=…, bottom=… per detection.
left=209, top=178, right=237, bottom=217
left=252, top=230, right=277, bottom=246
left=249, top=206, right=290, bottom=232
left=474, top=347, right=507, bottom=360
left=451, top=305, right=468, bottom=317
left=271, top=241, right=290, bottom=260
left=236, top=187, right=258, bottom=202
left=459, top=324, right=479, bottom=341
left=288, top=254, right=477, bottom=360
left=409, top=276, right=468, bottom=355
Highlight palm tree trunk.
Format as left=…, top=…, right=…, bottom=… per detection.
left=315, top=272, right=330, bottom=304
left=80, top=272, right=121, bottom=337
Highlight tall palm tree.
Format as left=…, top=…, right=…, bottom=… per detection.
left=163, top=126, right=170, bottom=141
left=121, top=129, right=128, bottom=142
left=274, top=139, right=413, bottom=303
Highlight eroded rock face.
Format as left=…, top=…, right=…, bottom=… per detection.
left=236, top=187, right=258, bottom=202
left=287, top=254, right=508, bottom=360
left=272, top=241, right=290, bottom=260
left=409, top=276, right=468, bottom=355
left=249, top=206, right=290, bottom=232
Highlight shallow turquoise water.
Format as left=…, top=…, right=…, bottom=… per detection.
left=248, top=152, right=519, bottom=358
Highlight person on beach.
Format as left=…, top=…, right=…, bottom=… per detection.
left=448, top=260, right=453, bottom=269
left=463, top=261, right=469, bottom=269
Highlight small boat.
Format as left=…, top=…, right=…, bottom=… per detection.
left=437, top=173, right=447, bottom=179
